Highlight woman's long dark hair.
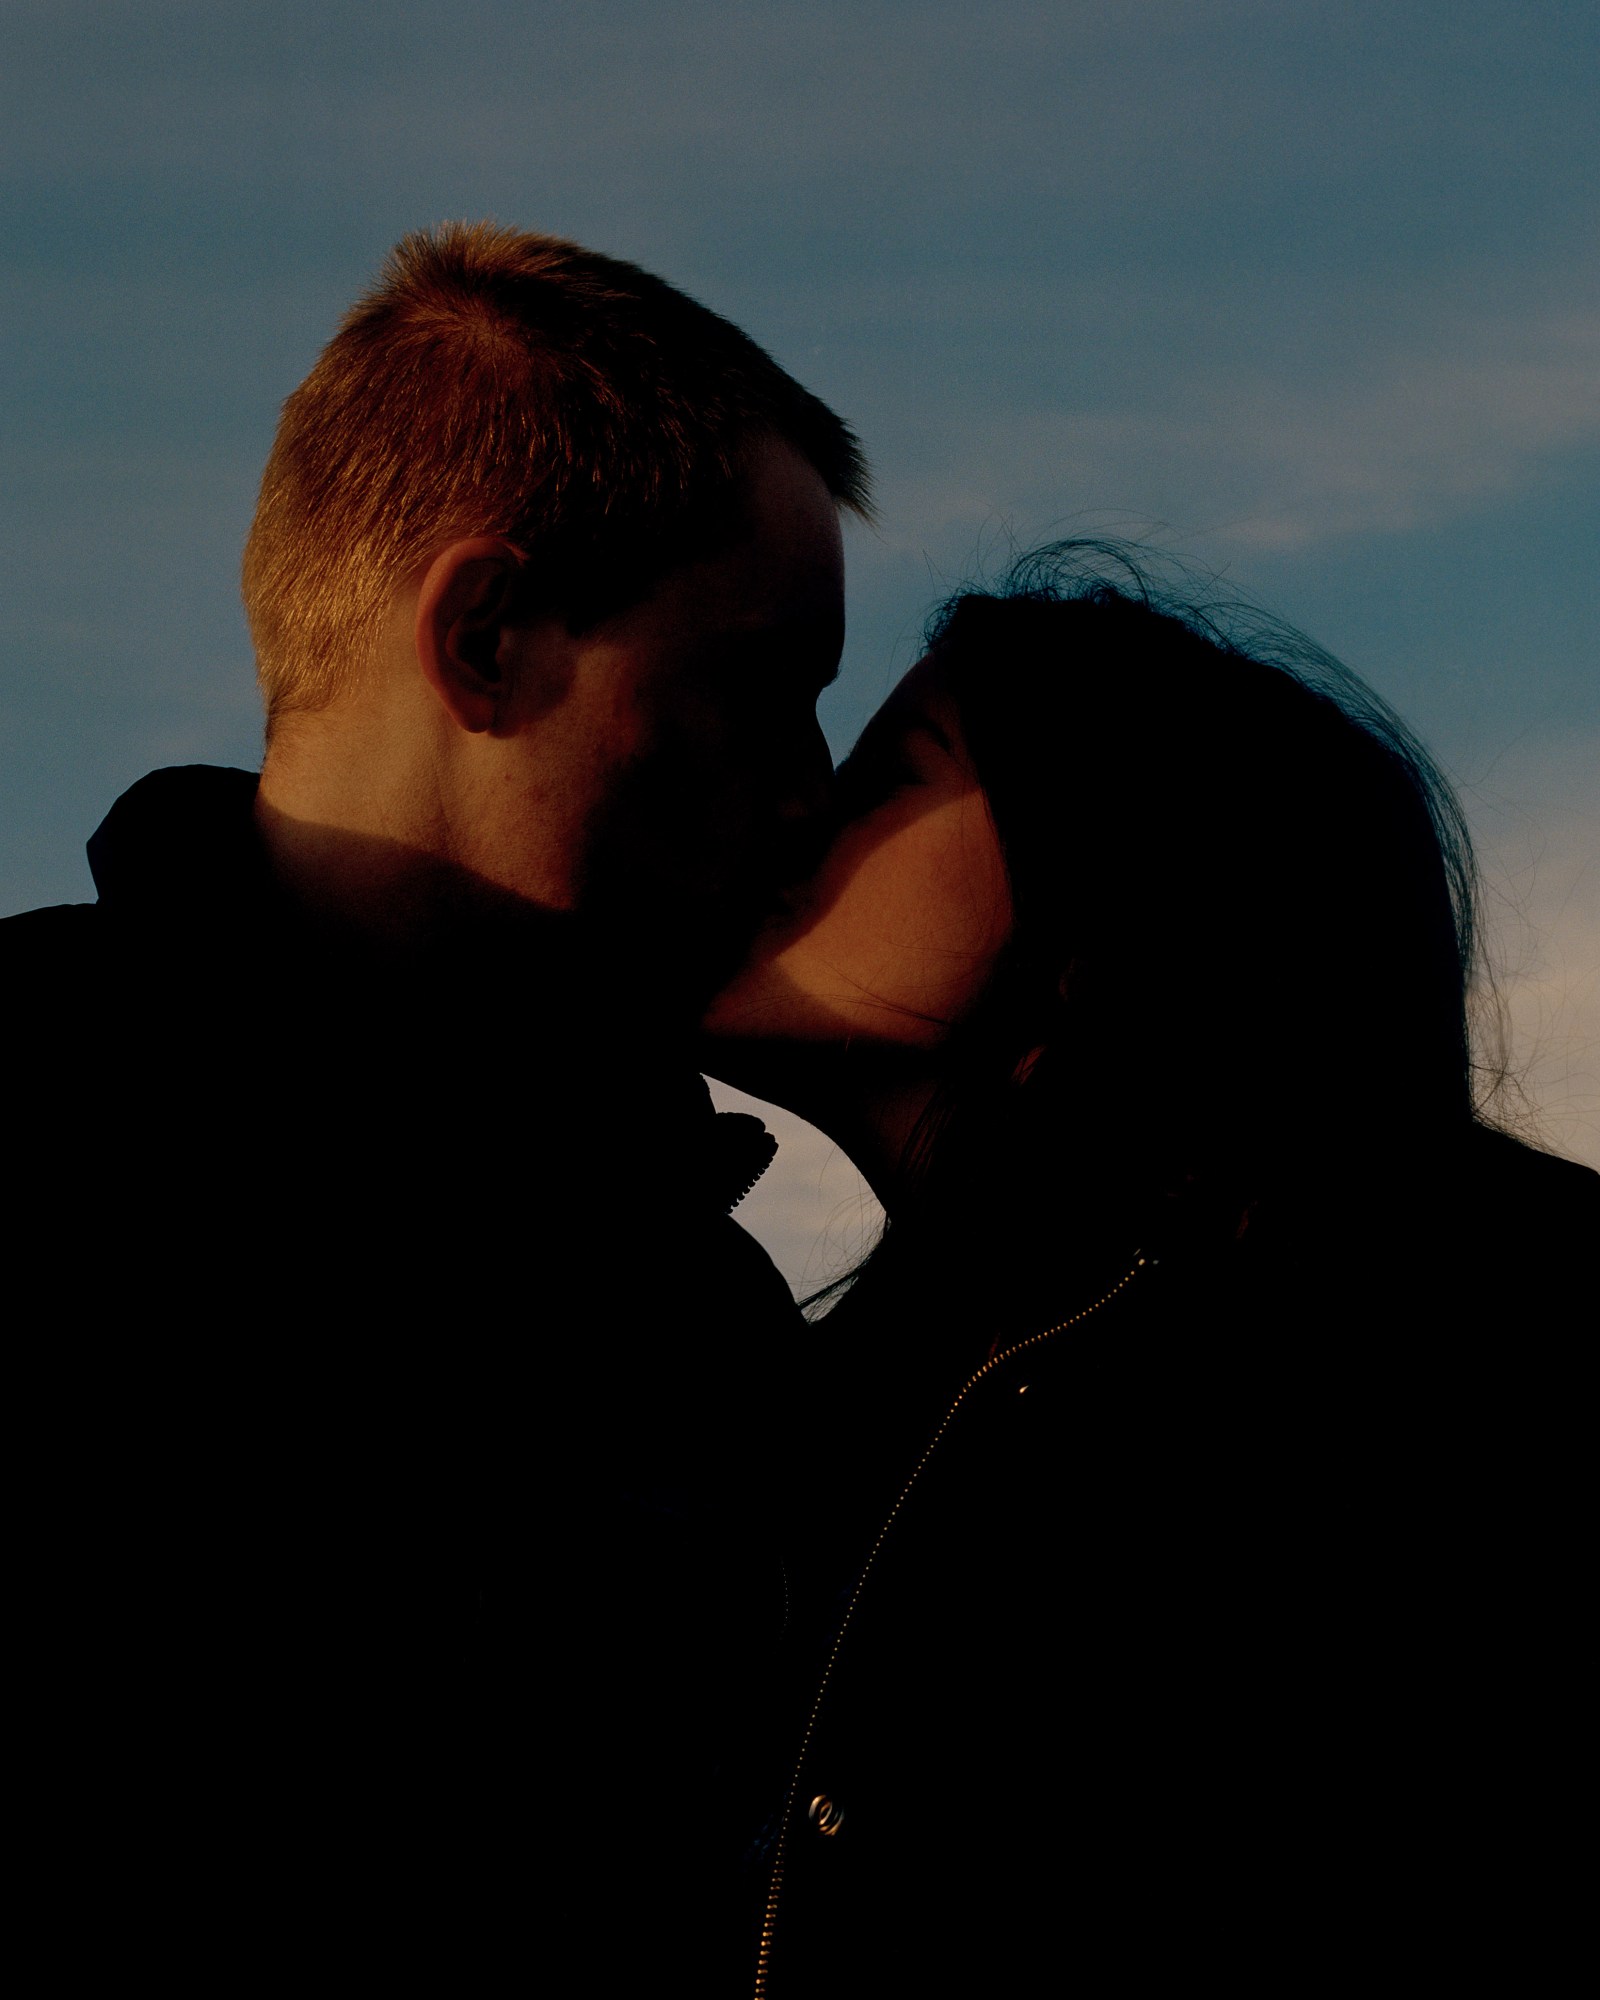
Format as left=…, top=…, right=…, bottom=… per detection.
left=819, top=544, right=1509, bottom=1335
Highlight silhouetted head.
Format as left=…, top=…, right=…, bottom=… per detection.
left=707, top=544, right=1491, bottom=1290
left=916, top=550, right=1481, bottom=1250
left=244, top=221, right=870, bottom=724
left=245, top=224, right=871, bottom=1003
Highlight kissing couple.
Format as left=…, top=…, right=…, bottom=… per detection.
left=7, top=222, right=1592, bottom=1995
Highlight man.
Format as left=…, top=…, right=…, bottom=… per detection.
left=6, top=224, right=869, bottom=1986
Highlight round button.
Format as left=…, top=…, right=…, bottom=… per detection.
left=808, top=1793, right=844, bottom=1837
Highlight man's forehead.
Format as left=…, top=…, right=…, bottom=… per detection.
left=713, top=439, right=845, bottom=604
left=632, top=445, right=844, bottom=649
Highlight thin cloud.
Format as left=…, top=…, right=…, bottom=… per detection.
left=872, top=300, right=1600, bottom=557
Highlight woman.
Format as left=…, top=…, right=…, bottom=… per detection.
left=704, top=549, right=1595, bottom=1995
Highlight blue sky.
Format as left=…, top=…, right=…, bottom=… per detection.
left=4, top=0, right=1596, bottom=1251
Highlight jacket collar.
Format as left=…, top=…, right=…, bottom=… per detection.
left=87, top=765, right=269, bottom=916
left=85, top=765, right=777, bottom=1215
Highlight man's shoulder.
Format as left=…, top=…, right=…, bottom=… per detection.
left=0, top=900, right=105, bottom=985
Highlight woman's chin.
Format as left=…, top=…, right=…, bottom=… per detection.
left=699, top=959, right=826, bottom=1050
left=700, top=951, right=865, bottom=1061
left=702, top=963, right=939, bottom=1077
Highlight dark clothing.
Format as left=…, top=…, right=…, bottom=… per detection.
left=5, top=768, right=800, bottom=1989
left=756, top=1151, right=1598, bottom=1994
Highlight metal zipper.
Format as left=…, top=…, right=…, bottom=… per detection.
left=751, top=1251, right=1152, bottom=1996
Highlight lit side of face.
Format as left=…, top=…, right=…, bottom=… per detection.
left=702, top=654, right=1012, bottom=1051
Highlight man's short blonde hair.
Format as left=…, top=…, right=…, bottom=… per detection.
left=242, top=222, right=870, bottom=723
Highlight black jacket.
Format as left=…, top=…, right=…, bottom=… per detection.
left=755, top=1149, right=1598, bottom=1995
left=5, top=767, right=800, bottom=1990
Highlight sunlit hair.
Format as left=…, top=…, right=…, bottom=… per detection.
left=242, top=221, right=870, bottom=724
left=818, top=544, right=1516, bottom=1327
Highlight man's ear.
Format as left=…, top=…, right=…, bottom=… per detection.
left=413, top=538, right=527, bottom=734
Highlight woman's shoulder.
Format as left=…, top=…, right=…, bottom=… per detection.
left=1445, top=1126, right=1598, bottom=1294
left=1205, top=1122, right=1594, bottom=1343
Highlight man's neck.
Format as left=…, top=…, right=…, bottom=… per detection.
left=254, top=788, right=491, bottom=952
left=257, top=715, right=560, bottom=962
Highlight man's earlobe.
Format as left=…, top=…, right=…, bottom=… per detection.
left=414, top=538, right=526, bottom=734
